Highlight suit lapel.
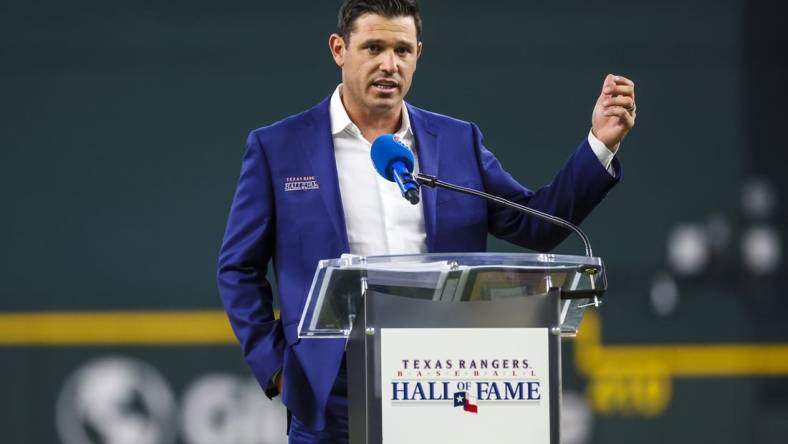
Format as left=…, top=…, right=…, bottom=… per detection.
left=300, top=98, right=350, bottom=253
left=407, top=103, right=440, bottom=252
left=296, top=99, right=438, bottom=254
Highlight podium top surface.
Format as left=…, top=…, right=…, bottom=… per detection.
left=316, top=252, right=602, bottom=270
left=298, top=252, right=606, bottom=339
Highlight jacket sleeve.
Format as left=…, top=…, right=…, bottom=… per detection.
left=217, top=131, right=284, bottom=396
left=472, top=123, right=622, bottom=252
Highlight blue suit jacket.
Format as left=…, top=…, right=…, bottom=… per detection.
left=217, top=96, right=620, bottom=430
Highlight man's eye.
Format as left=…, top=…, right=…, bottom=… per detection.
left=367, top=45, right=381, bottom=54
left=396, top=47, right=411, bottom=55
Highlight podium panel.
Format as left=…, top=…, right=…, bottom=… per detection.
left=379, top=328, right=550, bottom=443
left=298, top=253, right=606, bottom=444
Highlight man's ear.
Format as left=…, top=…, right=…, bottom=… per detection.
left=328, top=34, right=346, bottom=67
left=416, top=41, right=423, bottom=60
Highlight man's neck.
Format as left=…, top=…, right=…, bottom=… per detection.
left=341, top=95, right=402, bottom=143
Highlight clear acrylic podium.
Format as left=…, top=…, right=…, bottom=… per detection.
left=298, top=253, right=606, bottom=444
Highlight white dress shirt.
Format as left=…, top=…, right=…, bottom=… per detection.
left=329, top=84, right=617, bottom=257
left=331, top=85, right=428, bottom=256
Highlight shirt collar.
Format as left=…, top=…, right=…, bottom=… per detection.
left=329, top=84, right=412, bottom=139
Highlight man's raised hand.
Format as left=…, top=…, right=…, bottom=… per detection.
left=591, top=74, right=636, bottom=152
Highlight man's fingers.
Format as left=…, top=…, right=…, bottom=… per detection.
left=602, top=106, right=626, bottom=117
left=603, top=106, right=635, bottom=121
left=612, top=75, right=635, bottom=86
left=603, top=96, right=635, bottom=109
left=602, top=84, right=634, bottom=98
left=602, top=107, right=636, bottom=129
left=601, top=74, right=616, bottom=92
left=601, top=74, right=633, bottom=90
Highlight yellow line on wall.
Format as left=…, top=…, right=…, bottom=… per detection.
left=5, top=308, right=788, bottom=379
left=595, top=344, right=788, bottom=376
left=575, top=311, right=788, bottom=377
left=0, top=310, right=238, bottom=345
left=574, top=311, right=788, bottom=416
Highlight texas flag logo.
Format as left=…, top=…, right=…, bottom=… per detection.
left=453, top=391, right=478, bottom=414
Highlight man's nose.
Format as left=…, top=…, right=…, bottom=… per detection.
left=379, top=51, right=398, bottom=74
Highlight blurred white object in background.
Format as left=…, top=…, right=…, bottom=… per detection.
left=561, top=390, right=593, bottom=444
left=650, top=273, right=680, bottom=317
left=57, top=356, right=289, bottom=444
left=741, top=178, right=776, bottom=219
left=56, top=356, right=177, bottom=444
left=741, top=225, right=782, bottom=275
left=181, top=374, right=286, bottom=444
left=667, top=224, right=709, bottom=276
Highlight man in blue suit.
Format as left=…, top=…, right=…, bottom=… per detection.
left=217, top=0, right=636, bottom=442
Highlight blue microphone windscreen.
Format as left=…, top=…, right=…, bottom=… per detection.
left=370, top=134, right=415, bottom=182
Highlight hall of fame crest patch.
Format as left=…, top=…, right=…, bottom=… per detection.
left=284, top=176, right=319, bottom=192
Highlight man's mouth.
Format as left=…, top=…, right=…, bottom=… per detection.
left=371, top=79, right=399, bottom=93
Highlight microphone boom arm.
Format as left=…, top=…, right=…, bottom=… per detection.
left=415, top=173, right=594, bottom=257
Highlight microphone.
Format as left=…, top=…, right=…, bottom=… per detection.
left=370, top=134, right=420, bottom=204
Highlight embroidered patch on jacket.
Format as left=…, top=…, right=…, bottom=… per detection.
left=284, top=176, right=319, bottom=192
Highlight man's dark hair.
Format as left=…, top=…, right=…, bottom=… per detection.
left=337, top=0, right=422, bottom=42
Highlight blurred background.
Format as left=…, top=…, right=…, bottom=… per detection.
left=1, top=0, right=786, bottom=442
